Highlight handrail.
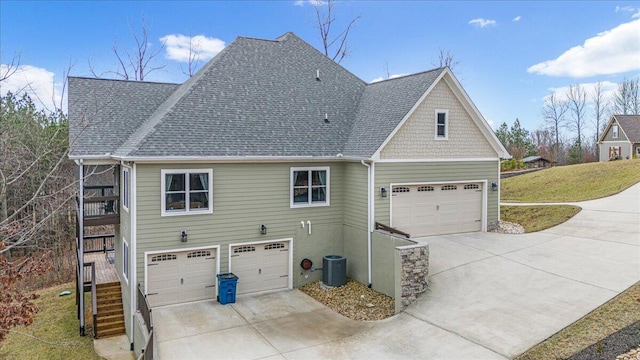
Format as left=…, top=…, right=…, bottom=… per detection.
left=137, top=283, right=153, bottom=332
left=84, top=195, right=119, bottom=203
left=375, top=222, right=411, bottom=238
left=90, top=262, right=98, bottom=339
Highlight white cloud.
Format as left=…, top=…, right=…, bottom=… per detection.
left=293, top=0, right=324, bottom=6
left=160, top=34, right=226, bottom=63
left=543, top=81, right=618, bottom=106
left=468, top=18, right=497, bottom=28
left=513, top=16, right=521, bottom=22
left=0, top=64, right=63, bottom=111
left=615, top=5, right=634, bottom=13
left=527, top=19, right=640, bottom=78
left=370, top=73, right=409, bottom=83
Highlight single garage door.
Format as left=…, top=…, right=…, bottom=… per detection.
left=230, top=241, right=290, bottom=295
left=392, top=183, right=482, bottom=237
left=146, top=248, right=217, bottom=307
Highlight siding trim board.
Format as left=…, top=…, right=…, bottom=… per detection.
left=375, top=157, right=499, bottom=163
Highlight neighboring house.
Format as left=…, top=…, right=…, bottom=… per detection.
left=598, top=115, right=640, bottom=161
left=69, top=32, right=509, bottom=351
left=523, top=155, right=552, bottom=169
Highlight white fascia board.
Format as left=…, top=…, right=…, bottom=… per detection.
left=375, top=157, right=500, bottom=163
left=110, top=155, right=371, bottom=163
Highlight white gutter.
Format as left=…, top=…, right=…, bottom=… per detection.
left=360, top=160, right=372, bottom=287
left=78, top=161, right=85, bottom=335
left=70, top=154, right=371, bottom=163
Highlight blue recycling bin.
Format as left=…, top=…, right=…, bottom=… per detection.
left=217, top=273, right=238, bottom=305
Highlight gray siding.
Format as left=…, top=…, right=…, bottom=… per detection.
left=599, top=141, right=633, bottom=161
left=602, top=121, right=628, bottom=141
left=343, top=162, right=368, bottom=229
left=134, top=162, right=347, bottom=289
left=374, top=161, right=500, bottom=227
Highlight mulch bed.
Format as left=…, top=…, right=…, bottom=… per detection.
left=568, top=321, right=640, bottom=360
left=299, top=279, right=394, bottom=321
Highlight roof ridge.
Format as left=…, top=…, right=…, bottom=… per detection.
left=367, top=67, right=446, bottom=85
left=67, top=76, right=180, bottom=85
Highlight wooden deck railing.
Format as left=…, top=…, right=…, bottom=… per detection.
left=84, top=234, right=115, bottom=253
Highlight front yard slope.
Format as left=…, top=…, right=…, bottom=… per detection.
left=501, top=160, right=640, bottom=202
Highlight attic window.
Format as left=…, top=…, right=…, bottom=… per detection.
left=435, top=110, right=448, bottom=140
left=612, top=125, right=619, bottom=139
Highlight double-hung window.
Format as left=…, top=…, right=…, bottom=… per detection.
left=612, top=125, right=619, bottom=139
left=291, top=167, right=330, bottom=207
left=161, top=169, right=213, bottom=216
left=435, top=110, right=448, bottom=140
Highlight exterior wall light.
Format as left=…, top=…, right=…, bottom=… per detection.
left=491, top=182, right=498, bottom=191
left=180, top=230, right=188, bottom=242
left=380, top=187, right=387, bottom=198
left=260, top=224, right=267, bottom=235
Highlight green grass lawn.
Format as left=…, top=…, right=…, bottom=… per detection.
left=503, top=160, right=640, bottom=359
left=502, top=160, right=640, bottom=202
left=0, top=283, right=103, bottom=360
left=501, top=205, right=581, bottom=232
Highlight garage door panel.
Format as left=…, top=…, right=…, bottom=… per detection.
left=231, top=241, right=290, bottom=295
left=392, top=182, right=483, bottom=238
left=147, top=248, right=217, bottom=308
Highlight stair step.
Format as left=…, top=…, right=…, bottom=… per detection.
left=97, top=314, right=125, bottom=324
left=97, top=294, right=122, bottom=302
left=98, top=326, right=125, bottom=338
left=97, top=283, right=121, bottom=291
left=97, top=308, right=124, bottom=317
left=97, top=318, right=125, bottom=330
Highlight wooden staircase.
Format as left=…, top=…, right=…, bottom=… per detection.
left=95, top=282, right=125, bottom=338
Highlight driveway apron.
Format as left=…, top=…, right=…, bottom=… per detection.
left=155, top=183, right=640, bottom=359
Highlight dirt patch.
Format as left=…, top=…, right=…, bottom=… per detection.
left=299, top=279, right=394, bottom=321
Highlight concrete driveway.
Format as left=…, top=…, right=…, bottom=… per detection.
left=155, top=183, right=640, bottom=359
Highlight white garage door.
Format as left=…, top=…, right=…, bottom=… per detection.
left=392, top=183, right=482, bottom=237
left=147, top=248, right=217, bottom=307
left=230, top=241, right=290, bottom=295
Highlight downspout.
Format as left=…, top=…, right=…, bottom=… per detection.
left=360, top=160, right=372, bottom=287
left=130, top=162, right=137, bottom=350
left=78, top=160, right=85, bottom=336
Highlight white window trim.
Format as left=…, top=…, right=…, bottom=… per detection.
left=435, top=109, right=449, bottom=140
left=161, top=169, right=214, bottom=216
left=290, top=166, right=330, bottom=208
left=612, top=125, right=619, bottom=139
left=122, top=167, right=130, bottom=213
left=122, top=238, right=129, bottom=285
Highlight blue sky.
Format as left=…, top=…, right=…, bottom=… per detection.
left=1, top=1, right=639, bottom=139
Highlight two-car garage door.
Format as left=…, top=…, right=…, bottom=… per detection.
left=147, top=248, right=217, bottom=308
left=392, top=183, right=483, bottom=237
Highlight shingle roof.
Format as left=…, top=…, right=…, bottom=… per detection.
left=615, top=115, right=640, bottom=143
left=68, top=33, right=499, bottom=160
left=68, top=77, right=179, bottom=157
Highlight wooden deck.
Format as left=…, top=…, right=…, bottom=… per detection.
left=84, top=252, right=119, bottom=284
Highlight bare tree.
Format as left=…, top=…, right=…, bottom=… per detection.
left=592, top=81, right=607, bottom=159
left=435, top=48, right=459, bottom=71
left=0, top=52, right=21, bottom=83
left=541, top=92, right=568, bottom=164
left=612, top=78, right=640, bottom=115
left=94, top=14, right=166, bottom=81
left=182, top=35, right=201, bottom=78
left=566, top=84, right=588, bottom=163
left=313, top=0, right=361, bottom=63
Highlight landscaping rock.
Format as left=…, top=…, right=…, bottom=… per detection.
left=489, top=220, right=525, bottom=234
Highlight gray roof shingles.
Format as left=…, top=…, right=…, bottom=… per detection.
left=615, top=115, right=640, bottom=143
left=67, top=33, right=463, bottom=159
